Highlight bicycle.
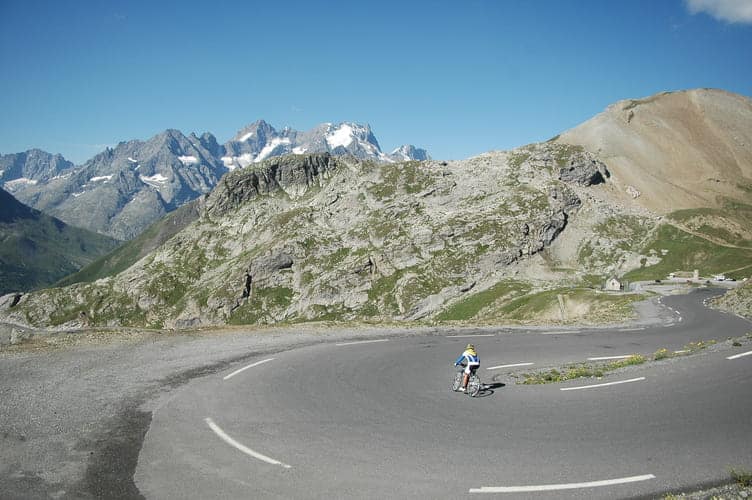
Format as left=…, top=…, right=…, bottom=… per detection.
left=452, top=365, right=482, bottom=397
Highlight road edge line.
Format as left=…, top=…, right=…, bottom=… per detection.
left=205, top=418, right=292, bottom=469
left=223, top=358, right=275, bottom=380
left=469, top=473, right=655, bottom=493
left=560, top=377, right=646, bottom=391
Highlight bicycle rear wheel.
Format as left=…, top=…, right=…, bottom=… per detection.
left=466, top=374, right=481, bottom=397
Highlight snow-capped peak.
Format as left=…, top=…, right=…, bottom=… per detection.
left=221, top=120, right=428, bottom=166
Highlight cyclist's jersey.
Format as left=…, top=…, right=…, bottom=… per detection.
left=455, top=350, right=480, bottom=367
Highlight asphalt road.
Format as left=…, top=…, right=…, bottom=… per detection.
left=133, top=289, right=752, bottom=499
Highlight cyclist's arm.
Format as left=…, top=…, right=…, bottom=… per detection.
left=454, top=354, right=466, bottom=366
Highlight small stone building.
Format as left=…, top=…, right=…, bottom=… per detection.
left=605, top=277, right=622, bottom=291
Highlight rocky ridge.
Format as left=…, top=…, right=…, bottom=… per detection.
left=0, top=143, right=634, bottom=329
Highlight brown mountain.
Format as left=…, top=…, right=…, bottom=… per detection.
left=557, top=88, right=752, bottom=213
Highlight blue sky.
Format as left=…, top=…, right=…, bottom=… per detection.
left=1, top=0, right=751, bottom=163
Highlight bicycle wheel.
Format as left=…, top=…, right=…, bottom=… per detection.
left=452, top=371, right=462, bottom=391
left=466, top=374, right=481, bottom=397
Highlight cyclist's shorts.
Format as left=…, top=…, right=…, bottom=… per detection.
left=464, top=363, right=480, bottom=375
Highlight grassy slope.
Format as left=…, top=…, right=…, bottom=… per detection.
left=55, top=199, right=201, bottom=287
left=0, top=194, right=120, bottom=295
left=624, top=223, right=752, bottom=282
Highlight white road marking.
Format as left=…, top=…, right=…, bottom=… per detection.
left=727, top=350, right=752, bottom=360
left=223, top=358, right=275, bottom=381
left=205, top=418, right=292, bottom=469
left=674, top=349, right=690, bottom=354
left=446, top=334, right=495, bottom=338
left=560, top=377, right=646, bottom=391
left=617, top=327, right=645, bottom=332
left=335, top=339, right=390, bottom=346
left=486, top=362, right=534, bottom=370
left=540, top=330, right=571, bottom=335
left=469, top=474, right=655, bottom=493
left=587, top=355, right=633, bottom=361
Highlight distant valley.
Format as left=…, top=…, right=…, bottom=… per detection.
left=0, top=188, right=119, bottom=295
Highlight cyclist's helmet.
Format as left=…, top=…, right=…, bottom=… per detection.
left=466, top=343, right=475, bottom=351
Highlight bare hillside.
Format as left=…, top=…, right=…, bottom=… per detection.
left=557, top=89, right=752, bottom=213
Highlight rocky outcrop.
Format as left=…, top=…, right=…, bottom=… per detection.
left=711, top=281, right=752, bottom=320
left=558, top=151, right=609, bottom=186
left=205, top=153, right=338, bottom=216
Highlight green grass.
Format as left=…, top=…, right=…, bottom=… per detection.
left=729, top=467, right=752, bottom=487
left=521, top=355, right=646, bottom=384
left=521, top=339, right=720, bottom=386
left=551, top=144, right=585, bottom=167
left=436, top=281, right=531, bottom=321
left=668, top=204, right=752, bottom=247
left=369, top=161, right=434, bottom=199
left=508, top=151, right=531, bottom=169
left=624, top=224, right=752, bottom=281
left=451, top=286, right=643, bottom=325
left=228, top=286, right=294, bottom=325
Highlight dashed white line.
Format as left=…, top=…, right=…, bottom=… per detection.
left=446, top=334, right=495, bottom=338
left=223, top=358, right=275, bottom=380
left=540, top=330, right=572, bottom=335
left=560, top=377, right=646, bottom=391
left=469, top=474, right=655, bottom=493
left=727, top=350, right=752, bottom=360
left=486, top=362, right=534, bottom=370
left=205, top=418, right=292, bottom=469
left=335, top=339, right=390, bottom=346
left=587, top=355, right=633, bottom=361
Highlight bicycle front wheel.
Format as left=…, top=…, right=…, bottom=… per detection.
left=452, top=372, right=462, bottom=391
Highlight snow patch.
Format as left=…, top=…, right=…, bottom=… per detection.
left=326, top=124, right=355, bottom=150
left=236, top=153, right=254, bottom=167
left=128, top=157, right=138, bottom=163
left=4, top=178, right=38, bottom=189
left=139, top=173, right=169, bottom=188
left=220, top=156, right=238, bottom=171
left=292, top=147, right=307, bottom=154
left=90, top=175, right=113, bottom=182
left=0, top=170, right=4, bottom=178
left=239, top=131, right=254, bottom=142
left=71, top=191, right=85, bottom=198
left=255, top=137, right=291, bottom=163
left=178, top=155, right=198, bottom=165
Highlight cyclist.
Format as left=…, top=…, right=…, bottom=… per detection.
left=454, top=343, right=480, bottom=392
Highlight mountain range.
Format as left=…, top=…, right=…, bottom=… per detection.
left=1, top=121, right=428, bottom=240
left=1, top=88, right=751, bottom=331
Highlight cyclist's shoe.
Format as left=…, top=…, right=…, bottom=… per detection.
left=458, top=387, right=465, bottom=392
